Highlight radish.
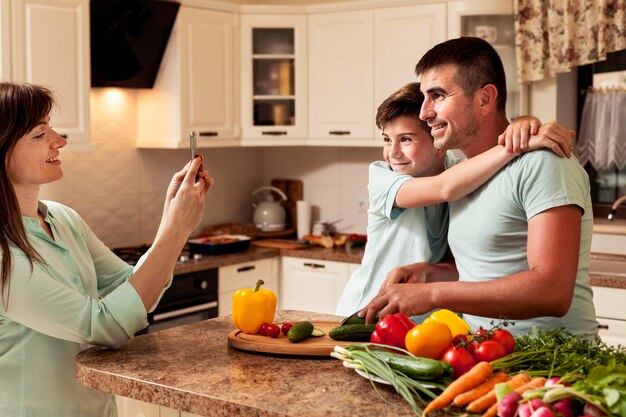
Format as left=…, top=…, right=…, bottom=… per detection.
left=529, top=406, right=556, bottom=417
left=518, top=398, right=549, bottom=417
left=583, top=403, right=606, bottom=417
left=497, top=391, right=522, bottom=417
left=552, top=399, right=575, bottom=417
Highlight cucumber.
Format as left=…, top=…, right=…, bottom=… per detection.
left=367, top=349, right=448, bottom=380
left=328, top=324, right=376, bottom=341
left=311, top=328, right=324, bottom=337
left=287, top=321, right=314, bottom=343
left=341, top=315, right=379, bottom=326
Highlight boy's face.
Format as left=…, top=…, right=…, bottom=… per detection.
left=382, top=115, right=445, bottom=177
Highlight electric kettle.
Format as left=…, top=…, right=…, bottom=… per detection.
left=252, top=186, right=288, bottom=232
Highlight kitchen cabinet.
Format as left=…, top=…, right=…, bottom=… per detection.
left=218, top=258, right=279, bottom=316
left=307, top=4, right=446, bottom=145
left=116, top=396, right=182, bottom=417
left=280, top=256, right=357, bottom=314
left=592, top=286, right=626, bottom=346
left=308, top=10, right=374, bottom=142
left=240, top=13, right=308, bottom=144
left=447, top=0, right=527, bottom=120
left=137, top=6, right=238, bottom=148
left=8, top=0, right=91, bottom=148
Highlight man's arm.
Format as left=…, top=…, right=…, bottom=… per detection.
left=361, top=205, right=581, bottom=323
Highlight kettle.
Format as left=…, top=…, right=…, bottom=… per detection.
left=252, top=186, right=288, bottom=232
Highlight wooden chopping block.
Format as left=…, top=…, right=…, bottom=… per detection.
left=271, top=179, right=303, bottom=230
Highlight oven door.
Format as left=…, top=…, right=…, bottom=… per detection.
left=146, top=300, right=218, bottom=333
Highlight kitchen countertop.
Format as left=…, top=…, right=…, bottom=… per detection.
left=175, top=243, right=626, bottom=290
left=75, top=310, right=418, bottom=417
left=593, top=218, right=626, bottom=235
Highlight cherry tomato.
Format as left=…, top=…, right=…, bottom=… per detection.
left=281, top=322, right=293, bottom=336
left=491, top=329, right=515, bottom=355
left=474, top=340, right=506, bottom=362
left=405, top=321, right=452, bottom=359
left=440, top=346, right=477, bottom=379
left=266, top=324, right=281, bottom=338
left=258, top=322, right=270, bottom=336
left=473, top=328, right=490, bottom=342
left=451, top=334, right=468, bottom=347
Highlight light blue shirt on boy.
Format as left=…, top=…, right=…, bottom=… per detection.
left=336, top=161, right=448, bottom=316
left=447, top=151, right=598, bottom=339
left=0, top=201, right=167, bottom=417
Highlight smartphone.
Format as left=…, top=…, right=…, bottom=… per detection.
left=189, top=131, right=197, bottom=162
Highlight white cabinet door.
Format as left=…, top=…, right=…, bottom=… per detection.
left=308, top=10, right=374, bottom=142
left=592, top=286, right=626, bottom=346
left=280, top=257, right=350, bottom=314
left=218, top=258, right=278, bottom=316
left=0, top=0, right=10, bottom=80
left=138, top=6, right=238, bottom=148
left=374, top=4, right=447, bottom=107
left=11, top=0, right=91, bottom=148
left=240, top=14, right=308, bottom=143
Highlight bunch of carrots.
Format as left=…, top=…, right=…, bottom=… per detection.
left=423, top=361, right=546, bottom=417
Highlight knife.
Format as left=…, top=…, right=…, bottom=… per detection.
left=340, top=311, right=379, bottom=326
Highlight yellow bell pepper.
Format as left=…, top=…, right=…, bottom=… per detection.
left=423, top=309, right=470, bottom=338
left=232, top=279, right=277, bottom=334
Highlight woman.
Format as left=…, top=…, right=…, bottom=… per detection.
left=0, top=82, right=213, bottom=416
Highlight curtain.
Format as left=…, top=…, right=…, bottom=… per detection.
left=515, top=0, right=626, bottom=83
left=574, top=89, right=626, bottom=169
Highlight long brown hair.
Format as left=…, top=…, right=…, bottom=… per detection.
left=0, top=82, right=55, bottom=308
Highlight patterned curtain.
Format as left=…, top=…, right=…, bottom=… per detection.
left=515, top=0, right=626, bottom=83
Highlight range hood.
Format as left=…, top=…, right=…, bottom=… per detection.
left=90, top=0, right=180, bottom=88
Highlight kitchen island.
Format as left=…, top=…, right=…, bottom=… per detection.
left=75, top=310, right=418, bottom=417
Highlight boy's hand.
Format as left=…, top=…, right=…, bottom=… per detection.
left=498, top=115, right=541, bottom=154
left=525, top=121, right=575, bottom=158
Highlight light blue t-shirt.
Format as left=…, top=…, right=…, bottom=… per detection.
left=0, top=201, right=166, bottom=417
left=336, top=161, right=448, bottom=316
left=447, top=151, right=598, bottom=339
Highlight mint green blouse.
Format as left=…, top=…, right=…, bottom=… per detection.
left=0, top=201, right=157, bottom=417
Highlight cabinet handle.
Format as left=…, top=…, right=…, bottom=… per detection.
left=303, top=262, right=325, bottom=269
left=262, top=131, right=288, bottom=136
left=598, top=323, right=610, bottom=330
left=237, top=265, right=256, bottom=273
left=199, top=131, right=218, bottom=137
left=329, top=130, right=351, bottom=135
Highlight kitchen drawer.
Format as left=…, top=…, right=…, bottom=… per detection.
left=597, top=317, right=626, bottom=347
left=592, top=286, right=626, bottom=320
left=219, top=258, right=276, bottom=293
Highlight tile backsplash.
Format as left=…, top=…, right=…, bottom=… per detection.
left=41, top=89, right=378, bottom=248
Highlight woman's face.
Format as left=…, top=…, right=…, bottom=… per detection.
left=7, top=116, right=67, bottom=188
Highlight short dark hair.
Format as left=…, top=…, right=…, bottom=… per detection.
left=415, top=37, right=507, bottom=114
left=375, top=82, right=430, bottom=132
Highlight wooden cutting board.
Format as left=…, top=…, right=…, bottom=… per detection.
left=271, top=179, right=304, bottom=230
left=250, top=239, right=310, bottom=249
left=227, top=321, right=351, bottom=356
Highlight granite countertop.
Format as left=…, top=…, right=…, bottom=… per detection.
left=75, top=310, right=417, bottom=417
left=589, top=252, right=626, bottom=289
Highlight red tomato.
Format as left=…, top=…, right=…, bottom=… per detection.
left=281, top=323, right=293, bottom=336
left=266, top=324, right=281, bottom=338
left=473, top=328, right=490, bottom=342
left=491, top=329, right=515, bottom=355
left=474, top=340, right=506, bottom=362
left=259, top=322, right=270, bottom=336
left=451, top=334, right=468, bottom=347
left=440, top=346, right=477, bottom=379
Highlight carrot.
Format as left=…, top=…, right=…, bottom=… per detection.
left=466, top=373, right=531, bottom=413
left=422, top=361, right=493, bottom=417
left=482, top=403, right=499, bottom=417
left=453, top=372, right=510, bottom=407
left=514, top=377, right=547, bottom=394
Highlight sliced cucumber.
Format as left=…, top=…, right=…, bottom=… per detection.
left=311, top=328, right=325, bottom=337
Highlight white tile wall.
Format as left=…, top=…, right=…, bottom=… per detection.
left=40, top=90, right=379, bottom=248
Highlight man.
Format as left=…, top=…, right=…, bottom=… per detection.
left=361, top=37, right=598, bottom=339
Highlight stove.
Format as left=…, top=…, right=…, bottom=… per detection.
left=112, top=244, right=218, bottom=334
left=113, top=244, right=203, bottom=266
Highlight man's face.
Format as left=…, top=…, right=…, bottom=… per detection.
left=382, top=115, right=445, bottom=178
left=418, top=64, right=480, bottom=152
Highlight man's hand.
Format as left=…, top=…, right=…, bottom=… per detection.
left=360, top=283, right=432, bottom=324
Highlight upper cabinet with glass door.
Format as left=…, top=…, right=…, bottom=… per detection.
left=240, top=14, right=308, bottom=143
left=447, top=0, right=527, bottom=120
